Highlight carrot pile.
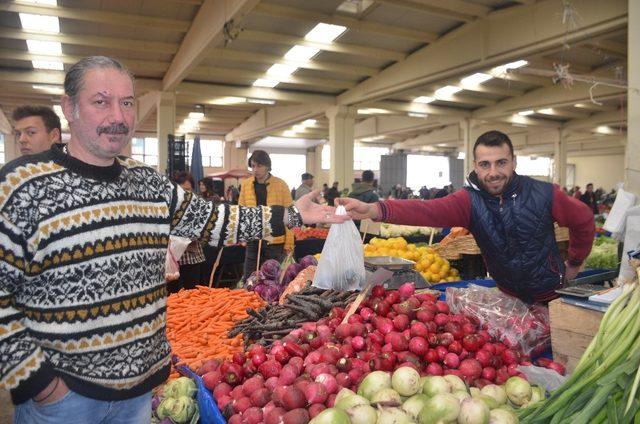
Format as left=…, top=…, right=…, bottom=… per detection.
left=439, top=226, right=470, bottom=245
left=293, top=226, right=329, bottom=240
left=166, top=286, right=264, bottom=378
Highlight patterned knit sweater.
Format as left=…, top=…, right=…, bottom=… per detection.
left=0, top=144, right=285, bottom=404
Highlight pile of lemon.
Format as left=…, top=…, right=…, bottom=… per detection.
left=364, top=237, right=460, bottom=283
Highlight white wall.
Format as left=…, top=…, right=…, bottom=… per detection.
left=567, top=154, right=624, bottom=191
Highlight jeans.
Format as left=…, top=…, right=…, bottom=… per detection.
left=13, top=390, right=151, bottom=424
left=242, top=241, right=284, bottom=280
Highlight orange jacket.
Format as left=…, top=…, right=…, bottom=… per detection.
left=239, top=175, right=294, bottom=251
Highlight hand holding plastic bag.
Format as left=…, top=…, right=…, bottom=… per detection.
left=313, top=205, right=366, bottom=291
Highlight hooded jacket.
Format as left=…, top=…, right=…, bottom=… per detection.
left=349, top=182, right=379, bottom=204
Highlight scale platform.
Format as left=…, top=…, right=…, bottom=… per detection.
left=364, top=256, right=429, bottom=289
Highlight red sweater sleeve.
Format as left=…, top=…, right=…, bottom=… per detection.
left=378, top=190, right=471, bottom=228
left=551, top=185, right=595, bottom=265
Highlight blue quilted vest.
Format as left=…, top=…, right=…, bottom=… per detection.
left=464, top=172, right=564, bottom=302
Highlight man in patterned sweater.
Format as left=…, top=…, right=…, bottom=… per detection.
left=0, top=56, right=343, bottom=423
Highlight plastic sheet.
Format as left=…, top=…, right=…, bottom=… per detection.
left=446, top=284, right=551, bottom=356
left=174, top=356, right=226, bottom=424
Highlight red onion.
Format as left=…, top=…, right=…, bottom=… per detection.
left=434, top=313, right=450, bottom=327
left=475, top=349, right=492, bottom=368
left=424, top=348, right=439, bottom=363
left=481, top=366, right=496, bottom=381
left=459, top=359, right=483, bottom=380
left=304, top=381, right=328, bottom=404
left=409, top=336, right=429, bottom=356
left=351, top=336, right=365, bottom=352
left=435, top=301, right=450, bottom=314
left=443, top=352, right=460, bottom=369
left=359, top=307, right=374, bottom=322
left=315, top=373, right=339, bottom=394
left=398, top=282, right=415, bottom=300
left=426, top=362, right=444, bottom=376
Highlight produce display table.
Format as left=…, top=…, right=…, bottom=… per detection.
left=293, top=238, right=325, bottom=261
left=548, top=298, right=603, bottom=373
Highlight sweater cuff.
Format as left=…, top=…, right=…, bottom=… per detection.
left=270, top=205, right=286, bottom=236
left=567, top=258, right=584, bottom=267
left=10, top=361, right=57, bottom=405
left=374, top=202, right=386, bottom=222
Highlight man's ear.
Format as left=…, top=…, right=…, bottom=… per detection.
left=60, top=95, right=75, bottom=123
left=49, top=128, right=61, bottom=143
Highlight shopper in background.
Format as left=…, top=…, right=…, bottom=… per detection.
left=0, top=56, right=345, bottom=424
left=12, top=105, right=62, bottom=156
left=199, top=177, right=221, bottom=205
left=295, top=172, right=315, bottom=200
left=226, top=184, right=240, bottom=204
left=340, top=130, right=594, bottom=304
left=348, top=169, right=379, bottom=203
left=580, top=183, right=599, bottom=215
left=325, top=181, right=340, bottom=208
left=239, top=150, right=294, bottom=280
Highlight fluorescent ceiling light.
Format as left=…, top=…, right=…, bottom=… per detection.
left=32, top=84, right=63, bottom=94
left=292, top=125, right=306, bottom=132
left=434, top=85, right=463, bottom=98
left=574, top=103, right=588, bottom=108
left=19, top=13, right=59, bottom=33
left=408, top=112, right=428, bottom=118
left=26, top=39, right=62, bottom=55
left=413, top=96, right=434, bottom=104
left=188, top=112, right=204, bottom=119
left=210, top=96, right=246, bottom=105
left=22, top=0, right=57, bottom=4
left=253, top=78, right=279, bottom=88
left=283, top=130, right=297, bottom=137
left=247, top=98, right=275, bottom=105
left=492, top=60, right=528, bottom=75
left=596, top=125, right=614, bottom=134
left=357, top=108, right=390, bottom=115
left=305, top=23, right=347, bottom=43
left=460, top=72, right=492, bottom=86
left=302, top=119, right=317, bottom=126
left=284, top=45, right=320, bottom=62
left=267, top=63, right=298, bottom=78
left=184, top=118, right=200, bottom=127
left=457, top=152, right=465, bottom=160
left=518, top=110, right=534, bottom=116
left=52, top=104, right=63, bottom=114
left=32, top=60, right=63, bottom=70
left=537, top=108, right=554, bottom=115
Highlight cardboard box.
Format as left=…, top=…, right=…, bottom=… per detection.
left=548, top=298, right=604, bottom=372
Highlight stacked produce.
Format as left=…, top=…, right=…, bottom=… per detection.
left=439, top=227, right=470, bottom=245
left=584, top=235, right=619, bottom=269
left=294, top=226, right=329, bottom=240
left=519, top=282, right=640, bottom=423
left=379, top=223, right=439, bottom=239
left=247, top=255, right=318, bottom=302
left=166, top=287, right=264, bottom=375
left=205, top=282, right=538, bottom=422
left=364, top=237, right=460, bottom=283
left=230, top=285, right=358, bottom=346
left=314, top=369, right=540, bottom=423
left=152, top=377, right=199, bottom=424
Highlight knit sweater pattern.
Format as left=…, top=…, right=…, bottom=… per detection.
left=0, top=145, right=284, bottom=404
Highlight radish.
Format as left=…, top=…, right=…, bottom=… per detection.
left=448, top=340, right=463, bottom=355
left=481, top=367, right=496, bottom=382
left=501, top=349, right=520, bottom=366
left=438, top=332, right=454, bottom=347
left=462, top=334, right=482, bottom=352
left=424, top=348, right=439, bottom=363
left=393, top=314, right=410, bottom=331
left=359, top=307, right=374, bottom=322
left=443, top=352, right=460, bottom=369
left=351, top=336, right=365, bottom=352
left=250, top=388, right=270, bottom=407
left=316, top=373, right=339, bottom=394
left=232, top=352, right=246, bottom=366
left=308, top=403, right=325, bottom=418
left=434, top=313, right=450, bottom=327
left=213, top=382, right=232, bottom=399
left=444, top=322, right=463, bottom=340
left=435, top=301, right=450, bottom=314
left=282, top=387, right=306, bottom=411
left=336, top=372, right=351, bottom=387
left=278, top=365, right=298, bottom=386
left=427, top=362, right=444, bottom=376
left=198, top=358, right=221, bottom=376
left=304, top=381, right=328, bottom=404
left=547, top=361, right=566, bottom=376
left=385, top=291, right=400, bottom=305
left=335, top=323, right=351, bottom=340
left=264, top=407, right=287, bottom=424
left=435, top=346, right=449, bottom=361
left=227, top=414, right=243, bottom=424
left=202, top=371, right=222, bottom=390
left=475, top=349, right=492, bottom=368
left=371, top=285, right=386, bottom=298
left=385, top=332, right=409, bottom=351
left=398, top=282, right=416, bottom=300
left=242, top=376, right=265, bottom=397
left=459, top=359, right=483, bottom=380
left=417, top=309, right=435, bottom=323
left=410, top=322, right=429, bottom=338
left=409, top=337, right=429, bottom=356
left=243, top=407, right=263, bottom=424
left=233, top=397, right=252, bottom=414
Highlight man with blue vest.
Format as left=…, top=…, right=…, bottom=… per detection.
left=340, top=131, right=595, bottom=303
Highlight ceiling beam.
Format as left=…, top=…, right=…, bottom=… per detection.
left=337, top=0, right=628, bottom=105
left=415, top=92, right=496, bottom=106
left=176, top=82, right=335, bottom=105
left=355, top=115, right=462, bottom=139
left=209, top=48, right=378, bottom=77
left=0, top=107, right=13, bottom=135
left=225, top=103, right=330, bottom=142
left=1, top=2, right=190, bottom=32
left=252, top=3, right=437, bottom=42
left=373, top=0, right=489, bottom=22
left=239, top=30, right=406, bottom=62
left=563, top=109, right=626, bottom=130
left=0, top=28, right=178, bottom=55
left=162, top=0, right=261, bottom=91
left=134, top=91, right=159, bottom=132
left=393, top=124, right=462, bottom=149
left=0, top=70, right=162, bottom=92
left=363, top=100, right=471, bottom=117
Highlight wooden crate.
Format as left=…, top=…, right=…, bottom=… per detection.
left=548, top=298, right=604, bottom=373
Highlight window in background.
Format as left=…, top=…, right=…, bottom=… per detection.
left=187, top=139, right=224, bottom=168
left=517, top=156, right=552, bottom=177
left=131, top=137, right=158, bottom=166
left=0, top=134, right=4, bottom=164
left=321, top=144, right=330, bottom=170
left=354, top=145, right=389, bottom=171
left=406, top=155, right=450, bottom=192
left=269, top=153, right=307, bottom=190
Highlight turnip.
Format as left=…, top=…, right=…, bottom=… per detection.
left=357, top=370, right=391, bottom=400
left=345, top=404, right=377, bottom=424
left=458, top=398, right=490, bottom=424
left=308, top=407, right=351, bottom=424
left=473, top=394, right=499, bottom=410
left=422, top=375, right=451, bottom=397
left=504, top=376, right=531, bottom=406
left=392, top=366, right=422, bottom=396
left=377, top=407, right=414, bottom=424
left=371, top=388, right=402, bottom=407
left=418, top=393, right=461, bottom=423
left=488, top=408, right=518, bottom=424
left=480, top=384, right=507, bottom=406
left=452, top=390, right=471, bottom=402
left=335, top=394, right=370, bottom=411
left=402, top=394, right=429, bottom=419
left=443, top=374, right=467, bottom=393
left=334, top=387, right=356, bottom=404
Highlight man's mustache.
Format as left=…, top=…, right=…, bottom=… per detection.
left=97, top=123, right=129, bottom=136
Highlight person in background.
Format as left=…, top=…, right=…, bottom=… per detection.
left=572, top=186, right=582, bottom=199
left=419, top=186, right=430, bottom=200
left=325, top=181, right=340, bottom=207
left=12, top=105, right=62, bottom=156
left=199, top=178, right=221, bottom=205
left=349, top=170, right=379, bottom=203
left=322, top=183, right=329, bottom=198
left=580, top=183, right=599, bottom=215
left=295, top=172, right=315, bottom=200
left=340, top=130, right=594, bottom=304
left=172, top=172, right=207, bottom=293
left=239, top=150, right=294, bottom=280
left=226, top=185, right=240, bottom=204
left=0, top=55, right=345, bottom=423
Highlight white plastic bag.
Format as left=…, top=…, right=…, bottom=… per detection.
left=165, top=236, right=191, bottom=281
left=313, top=205, right=366, bottom=291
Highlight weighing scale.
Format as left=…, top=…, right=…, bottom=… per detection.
left=364, top=256, right=429, bottom=289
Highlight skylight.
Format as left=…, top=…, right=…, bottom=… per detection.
left=305, top=23, right=347, bottom=43
left=537, top=108, right=554, bottom=115
left=19, top=13, right=60, bottom=33
left=292, top=125, right=306, bottom=132
left=32, top=84, right=63, bottom=94
left=408, top=112, right=428, bottom=118
left=188, top=112, right=204, bottom=119
left=247, top=98, right=275, bottom=105
left=26, top=39, right=62, bottom=55
left=435, top=85, right=463, bottom=98
left=253, top=78, right=279, bottom=88
left=302, top=119, right=317, bottom=126
left=413, top=96, right=434, bottom=104
left=32, top=60, right=63, bottom=70
left=357, top=108, right=391, bottom=115
left=210, top=96, right=246, bottom=105
left=460, top=73, right=492, bottom=86
left=518, top=110, right=534, bottom=116
left=284, top=45, right=320, bottom=62
left=491, top=60, right=528, bottom=75
left=283, top=130, right=297, bottom=137
left=21, top=0, right=57, bottom=5
left=267, top=63, right=298, bottom=78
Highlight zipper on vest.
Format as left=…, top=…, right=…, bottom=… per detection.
left=512, top=193, right=517, bottom=205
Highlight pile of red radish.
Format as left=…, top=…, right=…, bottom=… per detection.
left=199, top=282, right=563, bottom=423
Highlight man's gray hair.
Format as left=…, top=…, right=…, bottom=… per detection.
left=64, top=56, right=134, bottom=106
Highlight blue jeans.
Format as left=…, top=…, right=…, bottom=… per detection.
left=13, top=390, right=151, bottom=424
